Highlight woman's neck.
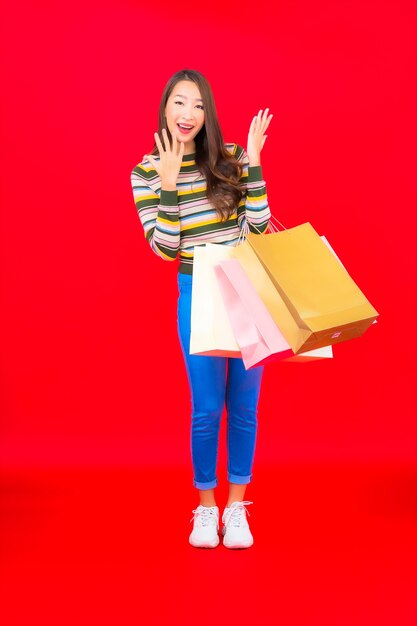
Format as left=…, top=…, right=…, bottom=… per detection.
left=183, top=141, right=196, bottom=155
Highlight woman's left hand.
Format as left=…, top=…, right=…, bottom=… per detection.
left=247, top=108, right=273, bottom=167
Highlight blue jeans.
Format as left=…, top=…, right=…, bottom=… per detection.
left=177, top=272, right=264, bottom=490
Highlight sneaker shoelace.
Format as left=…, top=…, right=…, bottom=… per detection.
left=190, top=506, right=218, bottom=527
left=223, top=501, right=253, bottom=528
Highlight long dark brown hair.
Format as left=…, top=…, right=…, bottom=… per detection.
left=152, top=69, right=244, bottom=221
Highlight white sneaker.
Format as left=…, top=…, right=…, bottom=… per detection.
left=222, top=501, right=254, bottom=549
left=189, top=505, right=220, bottom=548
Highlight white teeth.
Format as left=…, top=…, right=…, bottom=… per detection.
left=178, top=124, right=193, bottom=129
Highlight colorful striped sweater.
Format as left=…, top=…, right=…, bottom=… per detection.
left=131, top=143, right=270, bottom=274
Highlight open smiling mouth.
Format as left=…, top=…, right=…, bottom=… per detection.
left=177, top=124, right=194, bottom=134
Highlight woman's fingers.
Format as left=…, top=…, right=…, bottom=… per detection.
left=156, top=128, right=184, bottom=156
left=253, top=111, right=273, bottom=139
left=258, top=108, right=271, bottom=132
left=146, top=154, right=158, bottom=170
left=262, top=112, right=273, bottom=133
left=154, top=131, right=165, bottom=154
left=150, top=128, right=185, bottom=185
left=171, top=130, right=177, bottom=152
left=261, top=108, right=269, bottom=129
left=162, top=128, right=172, bottom=151
left=251, top=109, right=273, bottom=133
left=252, top=110, right=263, bottom=128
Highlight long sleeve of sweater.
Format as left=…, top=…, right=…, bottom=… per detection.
left=234, top=144, right=271, bottom=234
left=130, top=159, right=180, bottom=261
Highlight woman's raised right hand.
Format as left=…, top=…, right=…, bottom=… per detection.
left=144, top=129, right=184, bottom=191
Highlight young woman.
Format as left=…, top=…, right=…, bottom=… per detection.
left=131, top=69, right=272, bottom=549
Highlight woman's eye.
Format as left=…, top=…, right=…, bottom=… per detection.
left=196, top=105, right=204, bottom=110
left=174, top=101, right=184, bottom=105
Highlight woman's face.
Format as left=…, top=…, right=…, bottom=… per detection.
left=164, top=80, right=205, bottom=154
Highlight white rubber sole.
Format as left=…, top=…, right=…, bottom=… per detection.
left=222, top=539, right=254, bottom=549
left=189, top=535, right=220, bottom=549
left=222, top=527, right=253, bottom=549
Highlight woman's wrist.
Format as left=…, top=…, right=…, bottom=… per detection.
left=248, top=154, right=261, bottom=167
left=161, top=182, right=177, bottom=191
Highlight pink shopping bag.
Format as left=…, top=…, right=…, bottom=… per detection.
left=214, top=259, right=294, bottom=369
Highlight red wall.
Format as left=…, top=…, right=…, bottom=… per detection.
left=1, top=0, right=416, bottom=466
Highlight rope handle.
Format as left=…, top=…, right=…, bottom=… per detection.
left=268, top=215, right=287, bottom=231
left=239, top=214, right=287, bottom=240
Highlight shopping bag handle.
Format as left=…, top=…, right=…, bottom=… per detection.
left=237, top=215, right=287, bottom=245
left=245, top=215, right=287, bottom=238
left=268, top=215, right=287, bottom=231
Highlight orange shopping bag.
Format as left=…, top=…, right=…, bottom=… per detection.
left=243, top=223, right=379, bottom=353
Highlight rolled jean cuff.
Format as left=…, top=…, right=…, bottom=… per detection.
left=194, top=477, right=218, bottom=490
left=228, top=473, right=252, bottom=485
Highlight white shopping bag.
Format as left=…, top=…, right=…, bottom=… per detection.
left=190, top=244, right=241, bottom=357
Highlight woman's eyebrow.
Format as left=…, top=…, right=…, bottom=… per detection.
left=173, top=93, right=203, bottom=102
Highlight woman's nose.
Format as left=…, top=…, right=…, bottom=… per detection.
left=183, top=108, right=194, bottom=120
